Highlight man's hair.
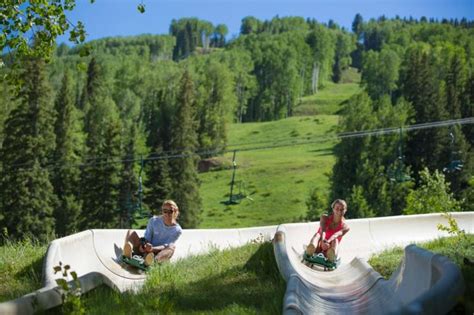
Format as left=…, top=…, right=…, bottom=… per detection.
left=162, top=199, right=179, bottom=211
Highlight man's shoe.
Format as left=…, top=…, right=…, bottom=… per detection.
left=123, top=242, right=133, bottom=259
left=144, top=253, right=154, bottom=266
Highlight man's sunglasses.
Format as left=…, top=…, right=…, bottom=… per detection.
left=162, top=208, right=174, bottom=214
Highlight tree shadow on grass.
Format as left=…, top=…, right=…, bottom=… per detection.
left=14, top=255, right=43, bottom=286
left=308, top=148, right=334, bottom=156
left=0, top=255, right=44, bottom=302
left=165, top=243, right=286, bottom=313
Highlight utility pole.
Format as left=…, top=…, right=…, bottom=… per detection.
left=228, top=150, right=237, bottom=204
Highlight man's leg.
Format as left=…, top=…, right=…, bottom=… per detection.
left=155, top=247, right=175, bottom=263
left=124, top=230, right=141, bottom=258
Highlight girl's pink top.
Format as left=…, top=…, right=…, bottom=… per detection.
left=318, top=214, right=345, bottom=242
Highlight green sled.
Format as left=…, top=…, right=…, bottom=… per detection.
left=303, top=252, right=340, bottom=271
left=122, top=255, right=149, bottom=271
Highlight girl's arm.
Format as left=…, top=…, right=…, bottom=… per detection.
left=327, top=222, right=350, bottom=243
left=309, top=214, right=327, bottom=245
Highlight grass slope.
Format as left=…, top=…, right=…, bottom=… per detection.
left=0, top=240, right=46, bottom=302
left=199, top=81, right=361, bottom=228
left=66, top=242, right=284, bottom=314
left=369, top=234, right=474, bottom=314
left=293, top=81, right=361, bottom=116
left=1, top=234, right=471, bottom=314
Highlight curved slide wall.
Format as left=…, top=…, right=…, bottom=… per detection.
left=0, top=225, right=277, bottom=314
left=0, top=212, right=472, bottom=314
left=273, top=212, right=473, bottom=314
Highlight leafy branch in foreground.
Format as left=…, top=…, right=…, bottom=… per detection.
left=0, top=1, right=93, bottom=61
left=437, top=211, right=466, bottom=239
left=1, top=1, right=147, bottom=63
left=54, top=261, right=85, bottom=315
left=437, top=212, right=471, bottom=266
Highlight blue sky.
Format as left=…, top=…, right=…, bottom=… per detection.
left=58, top=0, right=474, bottom=44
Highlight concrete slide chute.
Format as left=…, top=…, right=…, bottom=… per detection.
left=0, top=212, right=472, bottom=314
left=0, top=225, right=276, bottom=314
left=274, top=212, right=473, bottom=314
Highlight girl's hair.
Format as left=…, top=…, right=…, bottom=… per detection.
left=162, top=200, right=179, bottom=220
left=331, top=199, right=347, bottom=212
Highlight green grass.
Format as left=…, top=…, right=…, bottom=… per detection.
left=0, top=80, right=362, bottom=311
left=0, top=239, right=47, bottom=302
left=0, top=240, right=286, bottom=314
left=132, top=82, right=360, bottom=230
left=62, top=242, right=285, bottom=314
left=197, top=81, right=362, bottom=228
left=339, top=67, right=361, bottom=84
left=199, top=115, right=339, bottom=228
left=2, top=235, right=472, bottom=314
left=369, top=234, right=474, bottom=314
left=293, top=81, right=361, bottom=116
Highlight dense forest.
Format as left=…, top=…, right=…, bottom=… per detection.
left=0, top=15, right=472, bottom=241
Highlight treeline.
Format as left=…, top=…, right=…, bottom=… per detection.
left=0, top=16, right=354, bottom=240
left=327, top=15, right=474, bottom=218
left=0, top=15, right=473, bottom=241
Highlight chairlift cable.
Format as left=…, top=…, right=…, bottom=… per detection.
left=3, top=117, right=473, bottom=174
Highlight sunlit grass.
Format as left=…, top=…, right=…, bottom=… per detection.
left=79, top=242, right=285, bottom=314
left=369, top=234, right=474, bottom=313
left=0, top=239, right=47, bottom=302
left=294, top=81, right=361, bottom=116
left=1, top=235, right=472, bottom=314
left=199, top=115, right=338, bottom=228
left=198, top=81, right=362, bottom=229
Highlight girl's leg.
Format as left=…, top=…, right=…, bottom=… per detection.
left=326, top=239, right=339, bottom=262
left=307, top=234, right=321, bottom=255
left=315, top=239, right=324, bottom=254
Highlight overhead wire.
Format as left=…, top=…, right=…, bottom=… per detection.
left=1, top=117, right=473, bottom=174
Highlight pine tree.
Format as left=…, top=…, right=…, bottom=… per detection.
left=144, top=91, right=173, bottom=213
left=118, top=135, right=138, bottom=227
left=352, top=13, right=364, bottom=40
left=444, top=47, right=467, bottom=119
left=347, top=185, right=375, bottom=218
left=169, top=70, right=202, bottom=228
left=196, top=58, right=236, bottom=155
left=80, top=57, right=106, bottom=123
left=80, top=58, right=122, bottom=229
left=461, top=72, right=474, bottom=140
left=80, top=101, right=122, bottom=229
left=442, top=47, right=471, bottom=195
left=52, top=70, right=83, bottom=236
left=0, top=81, right=16, bottom=155
left=305, top=188, right=328, bottom=221
left=400, top=46, right=449, bottom=176
left=115, top=88, right=143, bottom=228
left=331, top=92, right=376, bottom=203
left=331, top=93, right=412, bottom=217
left=0, top=58, right=56, bottom=241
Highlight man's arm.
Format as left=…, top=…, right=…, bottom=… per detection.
left=143, top=218, right=153, bottom=243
